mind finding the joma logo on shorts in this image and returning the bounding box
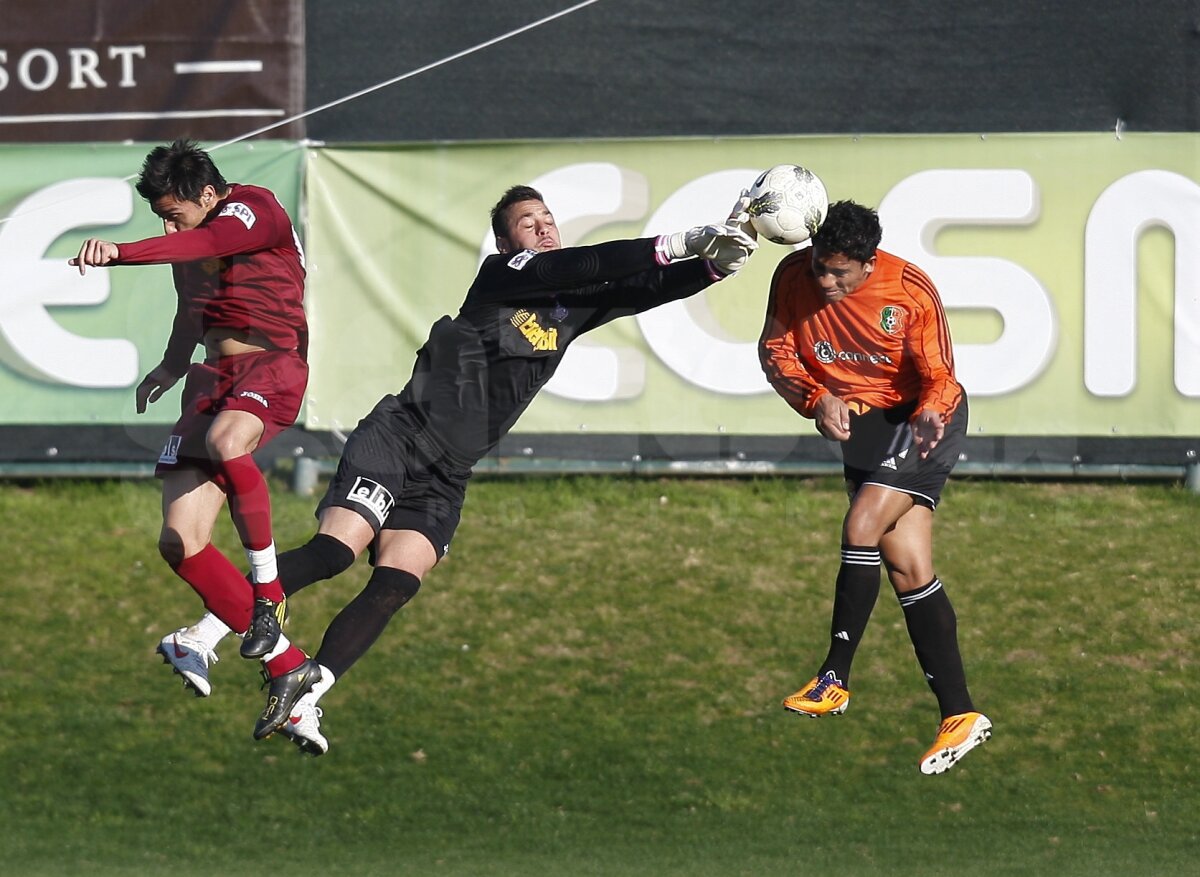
[239,391,269,408]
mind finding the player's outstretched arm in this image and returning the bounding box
[69,238,119,275]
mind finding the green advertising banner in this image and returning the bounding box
[303,135,1200,439]
[0,141,304,425]
[3,136,1197,442]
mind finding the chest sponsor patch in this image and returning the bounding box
[509,308,558,351]
[812,339,894,367]
[218,201,257,230]
[506,249,536,270]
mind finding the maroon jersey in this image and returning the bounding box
[115,183,307,374]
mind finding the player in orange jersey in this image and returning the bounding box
[758,200,990,775]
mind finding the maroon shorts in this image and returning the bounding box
[155,349,308,480]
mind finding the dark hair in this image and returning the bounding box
[490,185,545,239]
[134,138,228,204]
[811,200,882,263]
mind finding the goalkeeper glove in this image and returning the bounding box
[663,223,758,265]
[725,189,756,241]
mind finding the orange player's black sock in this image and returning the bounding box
[899,577,975,718]
[817,544,881,687]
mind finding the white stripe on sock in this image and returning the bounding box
[841,548,881,566]
[898,577,943,607]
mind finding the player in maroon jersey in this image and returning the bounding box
[71,140,318,732]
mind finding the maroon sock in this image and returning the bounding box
[174,544,253,633]
[265,645,306,677]
[218,454,274,550]
[254,579,286,602]
[217,454,283,601]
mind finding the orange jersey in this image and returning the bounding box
[758,247,963,422]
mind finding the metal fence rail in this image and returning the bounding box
[1,457,1195,494]
[288,456,1200,496]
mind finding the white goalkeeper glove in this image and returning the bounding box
[664,223,758,274]
[725,189,757,241]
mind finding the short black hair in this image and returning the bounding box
[134,138,228,204]
[811,200,882,263]
[490,185,545,239]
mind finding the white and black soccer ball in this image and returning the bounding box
[746,164,829,246]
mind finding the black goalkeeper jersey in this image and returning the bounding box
[395,237,718,468]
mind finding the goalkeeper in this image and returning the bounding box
[160,183,757,752]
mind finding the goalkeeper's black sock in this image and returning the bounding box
[817,545,881,687]
[900,577,975,718]
[313,566,421,679]
[276,533,357,597]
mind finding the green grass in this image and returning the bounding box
[2,476,1198,875]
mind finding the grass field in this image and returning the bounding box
[2,475,1198,876]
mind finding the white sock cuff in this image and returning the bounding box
[246,542,278,584]
[262,632,291,663]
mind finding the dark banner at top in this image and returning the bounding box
[0,0,304,143]
[303,0,1199,142]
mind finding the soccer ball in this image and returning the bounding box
[746,164,829,246]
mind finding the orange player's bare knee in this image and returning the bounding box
[842,513,889,547]
[888,569,925,594]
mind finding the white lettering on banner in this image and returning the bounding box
[481,162,651,402]
[880,169,1054,397]
[1084,170,1200,397]
[0,178,138,387]
[18,48,57,91]
[636,169,771,395]
[5,164,1194,399]
[0,45,145,92]
[68,49,104,89]
[477,165,1075,400]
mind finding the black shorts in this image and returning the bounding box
[842,397,968,510]
[317,396,470,561]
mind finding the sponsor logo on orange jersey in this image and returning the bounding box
[813,340,893,367]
